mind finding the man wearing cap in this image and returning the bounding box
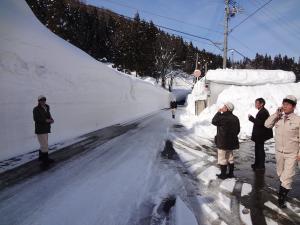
[212,102,240,179]
[248,98,273,170]
[33,95,54,165]
[265,95,300,208]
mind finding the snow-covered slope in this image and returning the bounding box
[0,0,170,161]
[206,69,296,85]
[181,82,300,140]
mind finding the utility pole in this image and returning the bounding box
[195,53,199,70]
[231,49,234,69]
[194,53,200,82]
[223,0,230,69]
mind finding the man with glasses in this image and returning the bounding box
[33,95,54,165]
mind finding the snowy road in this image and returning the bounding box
[0,110,186,225]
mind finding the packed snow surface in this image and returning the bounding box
[206,69,296,85]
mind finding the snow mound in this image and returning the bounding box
[186,78,208,114]
[181,82,300,141]
[0,0,170,161]
[206,69,296,85]
[142,76,158,85]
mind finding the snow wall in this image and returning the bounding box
[184,70,300,140]
[0,0,170,161]
[206,69,296,85]
[206,69,297,105]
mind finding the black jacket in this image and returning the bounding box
[249,107,273,142]
[33,104,53,134]
[170,101,177,109]
[212,111,240,150]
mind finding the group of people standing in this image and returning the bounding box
[212,95,300,208]
[32,94,299,207]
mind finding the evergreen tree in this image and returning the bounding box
[25,0,299,85]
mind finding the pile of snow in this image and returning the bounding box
[181,82,300,140]
[142,76,158,86]
[186,78,208,114]
[206,69,296,85]
[0,0,170,161]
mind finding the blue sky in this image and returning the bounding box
[86,0,300,61]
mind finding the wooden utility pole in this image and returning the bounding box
[223,0,230,69]
[195,53,199,70]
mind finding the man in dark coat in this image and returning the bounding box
[170,100,177,119]
[212,102,240,179]
[248,98,273,170]
[33,95,54,165]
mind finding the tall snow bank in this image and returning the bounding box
[0,0,170,161]
[206,69,296,85]
[181,83,300,140]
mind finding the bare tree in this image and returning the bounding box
[155,34,176,88]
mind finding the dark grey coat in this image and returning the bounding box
[33,104,53,134]
[212,111,240,150]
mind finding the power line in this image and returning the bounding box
[230,0,273,33]
[230,34,256,54]
[179,34,223,49]
[250,0,300,40]
[228,48,249,59]
[93,5,225,53]
[95,0,223,35]
[91,0,254,57]
[246,0,300,55]
[155,24,224,52]
[253,0,300,31]
[157,25,248,59]
[87,0,250,59]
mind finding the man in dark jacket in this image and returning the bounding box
[248,98,273,170]
[212,102,240,179]
[33,95,54,165]
[170,100,177,119]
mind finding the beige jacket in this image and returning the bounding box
[265,113,300,157]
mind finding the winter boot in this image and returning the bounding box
[278,186,289,208]
[41,152,54,165]
[217,165,227,180]
[38,150,43,161]
[227,163,235,178]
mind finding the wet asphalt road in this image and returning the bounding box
[235,141,300,199]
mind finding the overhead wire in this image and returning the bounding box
[230,0,273,32]
[251,0,300,40]
[96,0,223,35]
[90,0,252,58]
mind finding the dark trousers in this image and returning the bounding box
[254,141,265,168]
